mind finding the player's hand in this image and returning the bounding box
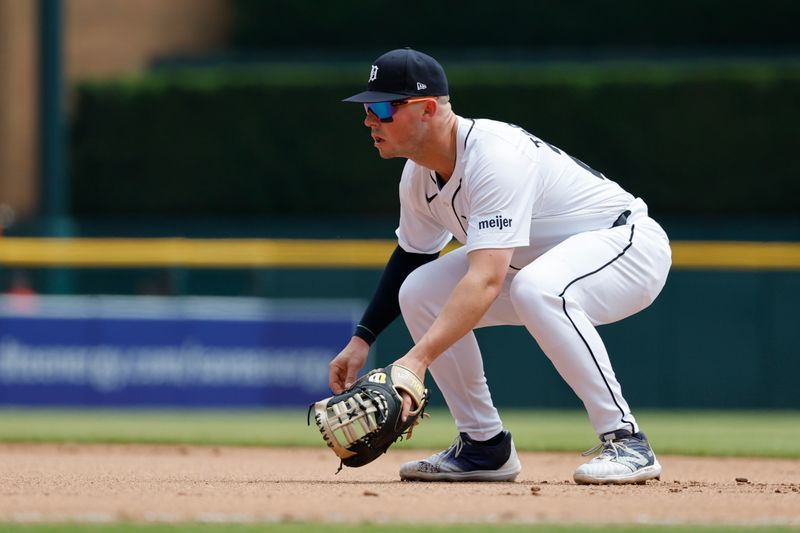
[399,392,415,423]
[392,355,428,422]
[329,337,370,394]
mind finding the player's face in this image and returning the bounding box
[363,99,431,159]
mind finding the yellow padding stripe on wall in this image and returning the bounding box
[0,238,799,270]
[670,241,800,270]
[0,238,397,268]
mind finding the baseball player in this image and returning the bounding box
[329,48,671,484]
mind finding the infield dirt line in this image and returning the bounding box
[1,444,799,525]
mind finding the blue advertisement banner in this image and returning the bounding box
[0,296,363,407]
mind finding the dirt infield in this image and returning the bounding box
[1,443,799,526]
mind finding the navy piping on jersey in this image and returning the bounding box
[424,173,438,210]
[451,178,467,235]
[558,224,637,435]
[424,119,475,240]
[464,118,476,150]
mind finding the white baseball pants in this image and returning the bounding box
[398,201,671,440]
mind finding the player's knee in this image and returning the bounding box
[509,268,561,313]
[398,268,426,315]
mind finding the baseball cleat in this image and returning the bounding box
[573,429,662,485]
[399,430,521,481]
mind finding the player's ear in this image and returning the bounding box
[420,99,438,121]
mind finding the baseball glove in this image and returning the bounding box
[309,363,429,472]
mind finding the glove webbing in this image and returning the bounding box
[327,390,388,446]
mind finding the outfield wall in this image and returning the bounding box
[1,238,798,409]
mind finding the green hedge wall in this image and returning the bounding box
[70,62,800,217]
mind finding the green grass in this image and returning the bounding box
[0,408,798,458]
[1,524,800,533]
[501,410,800,458]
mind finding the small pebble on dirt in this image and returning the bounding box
[530,486,541,495]
[363,491,379,497]
[735,477,749,483]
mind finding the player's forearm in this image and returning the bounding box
[406,270,502,367]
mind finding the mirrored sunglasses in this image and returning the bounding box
[364,97,436,123]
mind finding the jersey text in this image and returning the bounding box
[478,215,512,230]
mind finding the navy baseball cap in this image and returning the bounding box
[343,48,449,103]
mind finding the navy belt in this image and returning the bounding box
[611,210,632,228]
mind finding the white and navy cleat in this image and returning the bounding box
[400,430,522,482]
[574,429,662,485]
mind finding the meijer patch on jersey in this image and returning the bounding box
[478,215,513,231]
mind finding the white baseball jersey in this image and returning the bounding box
[394,114,672,442]
[397,116,635,266]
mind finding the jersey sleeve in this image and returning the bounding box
[396,163,452,254]
[464,147,536,253]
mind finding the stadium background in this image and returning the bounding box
[0,0,799,412]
